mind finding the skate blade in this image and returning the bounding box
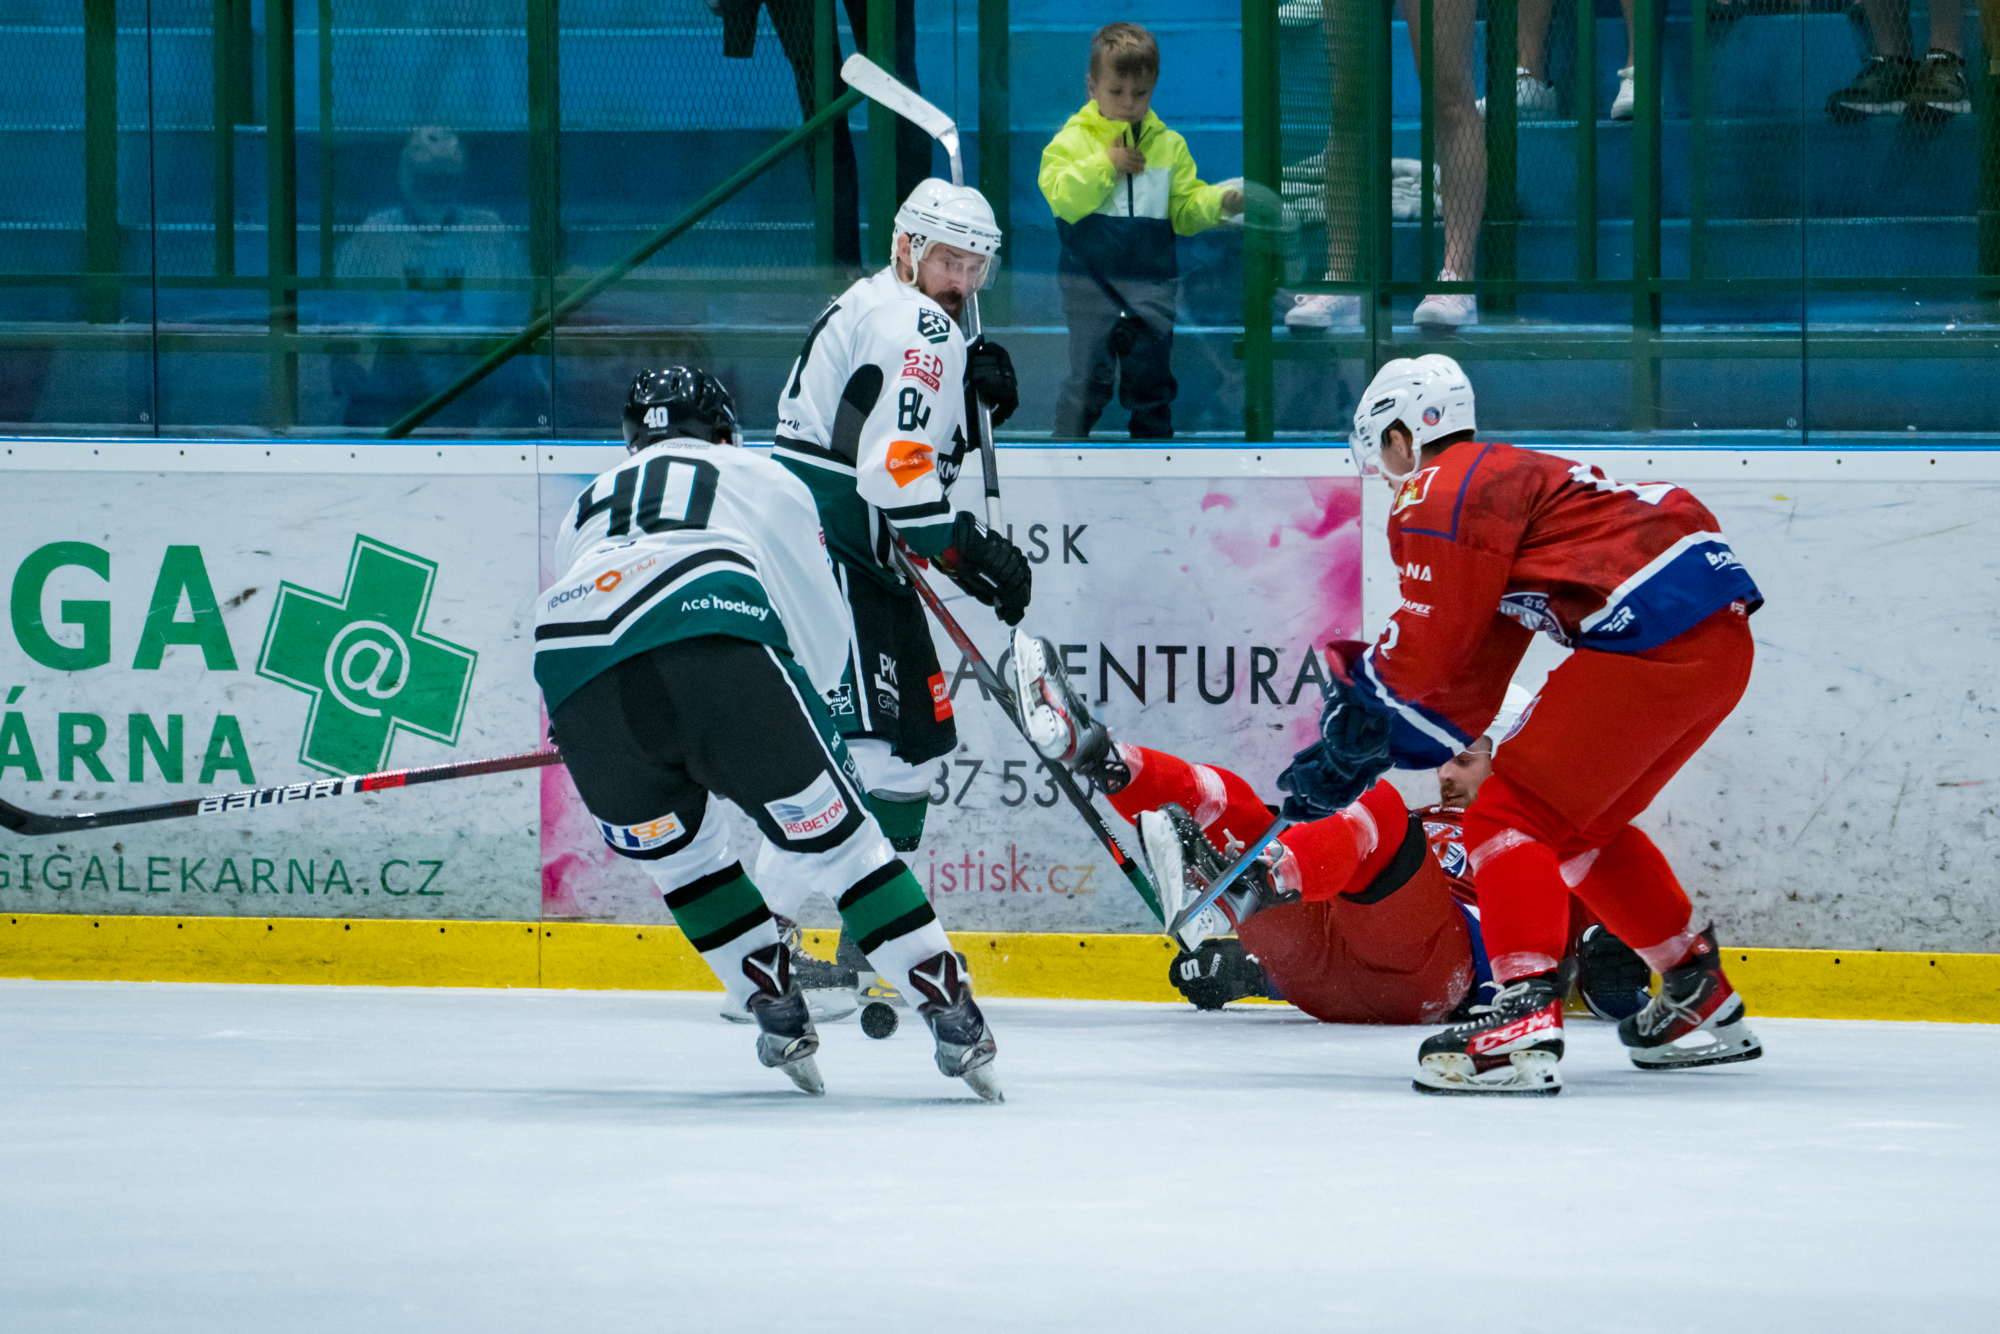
[1629,1021,1763,1070]
[778,1054,826,1096]
[804,989,859,1023]
[959,1061,1005,1103]
[1413,1050,1562,1097]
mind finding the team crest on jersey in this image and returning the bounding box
[1498,592,1573,646]
[823,683,855,717]
[917,309,951,344]
[1391,467,1438,515]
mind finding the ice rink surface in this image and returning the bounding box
[1,980,1993,1333]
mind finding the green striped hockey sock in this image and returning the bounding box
[661,862,780,1013]
[864,792,929,853]
[837,859,954,1000]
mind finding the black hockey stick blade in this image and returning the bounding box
[894,550,1164,921]
[0,747,564,837]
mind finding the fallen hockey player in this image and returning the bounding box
[535,366,1001,1101]
[1011,637,1652,1027]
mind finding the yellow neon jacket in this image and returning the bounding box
[1039,102,1231,285]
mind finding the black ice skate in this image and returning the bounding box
[1414,972,1565,1096]
[1140,804,1297,951]
[722,916,860,1025]
[743,943,825,1095]
[1576,923,1652,1021]
[905,950,1003,1102]
[1011,630,1128,793]
[1618,926,1763,1070]
[1170,937,1277,1010]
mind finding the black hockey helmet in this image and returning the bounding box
[622,366,741,450]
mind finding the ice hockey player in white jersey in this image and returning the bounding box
[773,180,1032,857]
[535,367,1002,1102]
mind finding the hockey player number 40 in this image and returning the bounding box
[575,456,721,537]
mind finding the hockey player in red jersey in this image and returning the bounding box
[1011,638,1656,1027]
[1277,353,1763,1095]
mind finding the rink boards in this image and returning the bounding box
[0,439,1997,1010]
[2,912,1999,1024]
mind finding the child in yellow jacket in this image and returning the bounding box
[1038,23,1243,439]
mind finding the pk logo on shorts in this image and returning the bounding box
[256,536,478,776]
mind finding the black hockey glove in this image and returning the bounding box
[1170,938,1275,1011]
[936,512,1032,626]
[964,336,1019,428]
[1274,676,1392,820]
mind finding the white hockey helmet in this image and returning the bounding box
[1482,682,1535,751]
[1350,354,1476,482]
[893,179,1003,290]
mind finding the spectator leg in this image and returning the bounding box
[1053,273,1120,438]
[774,0,862,265]
[1320,0,1369,285]
[1118,284,1178,440]
[1399,0,1485,278]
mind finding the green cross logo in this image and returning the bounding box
[256,536,477,777]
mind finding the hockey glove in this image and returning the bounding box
[1274,676,1392,820]
[1170,938,1275,1011]
[937,512,1032,625]
[964,336,1019,428]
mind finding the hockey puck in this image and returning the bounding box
[860,1001,899,1039]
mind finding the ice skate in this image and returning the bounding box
[1619,926,1763,1070]
[1011,630,1127,793]
[1575,923,1652,1022]
[905,950,1003,1102]
[722,917,859,1025]
[1141,804,1296,951]
[743,943,825,1095]
[1413,973,1564,1096]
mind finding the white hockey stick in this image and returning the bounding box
[840,52,962,183]
[840,53,1004,528]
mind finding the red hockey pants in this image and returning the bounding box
[1467,603,1755,981]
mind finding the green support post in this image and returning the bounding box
[1418,0,1435,284]
[1482,0,1517,314]
[978,0,1010,322]
[318,0,335,283]
[1981,49,2000,283]
[1372,0,1393,352]
[867,0,895,268]
[527,0,562,284]
[813,0,836,269]
[213,0,237,278]
[1629,0,1661,433]
[267,0,299,429]
[84,0,119,324]
[1689,0,1707,282]
[1241,0,1279,441]
[1574,0,1595,282]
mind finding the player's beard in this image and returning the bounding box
[923,282,965,320]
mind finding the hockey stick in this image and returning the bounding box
[1164,815,1292,949]
[0,747,563,837]
[841,53,1005,529]
[891,548,1164,921]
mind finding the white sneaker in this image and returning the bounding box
[1476,68,1560,119]
[1611,65,1635,121]
[1284,292,1361,330]
[1412,271,1477,328]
